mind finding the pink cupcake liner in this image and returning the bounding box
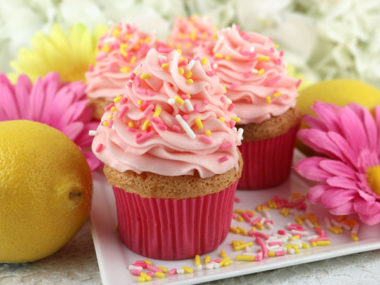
[112,180,238,260]
[238,124,299,190]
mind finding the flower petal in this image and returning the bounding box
[326,176,360,190]
[307,184,329,203]
[327,131,357,166]
[329,202,355,215]
[319,159,356,178]
[295,157,331,182]
[310,101,341,133]
[320,188,356,208]
[303,114,327,131]
[354,197,380,216]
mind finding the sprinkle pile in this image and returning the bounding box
[127,192,361,282]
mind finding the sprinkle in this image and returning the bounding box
[102,121,109,127]
[266,96,272,104]
[174,96,184,105]
[161,63,169,69]
[184,99,194,112]
[230,226,240,234]
[205,256,211,264]
[274,91,282,97]
[158,266,168,273]
[219,156,229,163]
[220,250,227,259]
[201,57,208,65]
[351,232,359,241]
[235,255,255,261]
[234,242,253,251]
[186,79,194,85]
[195,255,201,266]
[155,272,165,278]
[136,131,155,144]
[195,118,204,129]
[237,128,244,141]
[176,114,196,139]
[231,116,241,123]
[185,71,192,78]
[183,266,193,274]
[147,265,162,272]
[258,68,265,75]
[194,103,201,112]
[102,44,110,53]
[178,67,185,75]
[143,104,154,115]
[89,130,97,136]
[215,53,224,59]
[187,60,196,70]
[168,98,175,105]
[205,130,211,136]
[141,119,151,131]
[120,66,131,73]
[105,103,115,111]
[258,55,270,61]
[130,269,142,276]
[168,269,177,275]
[153,106,162,118]
[128,121,134,128]
[140,73,151,80]
[199,135,212,145]
[225,55,231,60]
[219,117,225,123]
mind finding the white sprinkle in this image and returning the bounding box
[176,114,196,139]
[177,268,185,274]
[341,223,351,230]
[212,63,218,69]
[104,37,116,43]
[267,245,280,251]
[324,217,332,228]
[265,223,274,230]
[291,229,309,235]
[158,55,167,60]
[251,68,258,74]
[205,263,214,270]
[89,130,97,136]
[237,128,244,141]
[261,217,266,224]
[304,235,319,241]
[186,60,196,70]
[213,263,220,269]
[184,99,194,112]
[304,219,314,229]
[196,265,203,271]
[168,98,175,105]
[289,239,302,247]
[262,209,271,219]
[288,248,296,255]
[226,97,232,104]
[128,265,142,271]
[331,220,343,228]
[352,223,360,234]
[249,46,255,53]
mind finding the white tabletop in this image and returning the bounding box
[1,221,380,285]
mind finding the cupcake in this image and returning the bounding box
[168,15,217,58]
[196,25,300,190]
[86,22,170,120]
[92,48,243,260]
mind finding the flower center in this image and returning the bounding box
[366,166,380,195]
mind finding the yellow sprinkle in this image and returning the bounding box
[130,56,136,64]
[178,67,185,75]
[213,33,218,39]
[316,241,331,246]
[286,244,300,254]
[251,227,256,232]
[258,55,270,61]
[195,118,203,129]
[102,121,109,127]
[290,235,301,240]
[185,71,192,78]
[215,53,224,59]
[268,251,276,257]
[158,266,168,273]
[114,95,122,103]
[351,232,359,242]
[185,93,191,98]
[234,209,244,214]
[155,272,165,278]
[180,57,188,63]
[140,73,151,80]
[205,255,211,264]
[258,68,265,75]
[232,117,241,123]
[223,85,227,93]
[161,63,170,69]
[274,91,282,97]
[125,34,132,39]
[219,117,225,123]
[144,259,152,265]
[120,66,131,73]
[112,28,120,37]
[183,266,193,274]
[230,226,240,234]
[108,115,113,120]
[236,227,248,236]
[220,250,227,259]
[246,210,256,215]
[195,255,201,266]
[295,217,304,225]
[256,222,264,231]
[234,242,253,251]
[235,255,255,261]
[220,257,232,267]
[205,129,211,136]
[274,44,279,49]
[144,37,151,43]
[302,242,310,249]
[329,226,343,234]
[137,276,145,283]
[142,119,151,131]
[140,272,151,281]
[236,215,243,222]
[153,106,162,118]
[110,106,116,112]
[186,42,192,48]
[176,49,182,54]
[232,240,244,246]
[137,100,143,106]
[266,96,272,104]
[186,79,194,85]
[225,55,231,60]
[201,57,208,65]
[174,96,184,105]
[128,121,134,128]
[102,44,110,53]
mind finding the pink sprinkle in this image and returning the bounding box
[120,97,128,104]
[248,231,255,237]
[182,114,189,120]
[143,104,154,115]
[232,213,238,219]
[235,25,241,31]
[241,212,251,223]
[230,83,238,89]
[146,271,153,278]
[278,230,287,235]
[275,250,286,256]
[228,104,235,111]
[251,217,262,226]
[146,89,154,96]
[105,103,115,111]
[296,79,302,88]
[127,81,133,87]
[130,269,141,276]
[254,253,263,262]
[266,76,281,87]
[157,124,168,131]
[168,269,177,275]
[180,94,188,100]
[203,100,209,105]
[206,70,216,76]
[137,43,150,57]
[245,212,254,218]
[151,117,161,124]
[109,120,114,128]
[311,237,329,242]
[243,35,250,41]
[134,261,147,268]
[134,76,141,87]
[287,224,305,231]
[96,53,107,61]
[264,220,274,224]
[136,131,155,144]
[141,100,149,109]
[128,127,136,132]
[130,73,136,80]
[211,259,222,263]
[157,46,172,53]
[136,88,146,95]
[256,237,268,257]
[229,121,235,128]
[280,50,284,57]
[221,141,232,149]
[95,144,103,153]
[315,228,327,237]
[147,265,162,273]
[172,125,181,132]
[268,241,282,247]
[118,105,129,118]
[220,96,226,103]
[111,42,120,50]
[243,72,250,78]
[218,156,229,163]
[275,58,282,65]
[270,47,275,53]
[88,64,94,72]
[194,104,201,112]
[252,232,270,240]
[234,197,241,203]
[199,135,213,145]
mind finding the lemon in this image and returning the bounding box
[0,120,92,262]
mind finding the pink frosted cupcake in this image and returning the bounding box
[92,48,243,259]
[196,25,301,190]
[86,22,170,119]
[168,15,217,58]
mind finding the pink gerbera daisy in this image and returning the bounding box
[0,72,101,171]
[295,101,380,225]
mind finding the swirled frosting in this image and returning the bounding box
[86,22,171,101]
[196,25,300,124]
[92,48,242,178]
[168,15,217,57]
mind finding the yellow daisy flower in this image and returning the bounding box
[10,23,108,83]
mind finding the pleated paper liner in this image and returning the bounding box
[238,125,299,190]
[112,180,238,260]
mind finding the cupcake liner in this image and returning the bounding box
[238,124,299,190]
[112,180,238,260]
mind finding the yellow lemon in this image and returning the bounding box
[0,120,92,262]
[296,79,380,154]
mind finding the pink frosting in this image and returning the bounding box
[196,26,299,124]
[86,22,170,101]
[168,16,217,58]
[92,49,242,178]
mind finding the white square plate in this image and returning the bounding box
[90,150,380,284]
